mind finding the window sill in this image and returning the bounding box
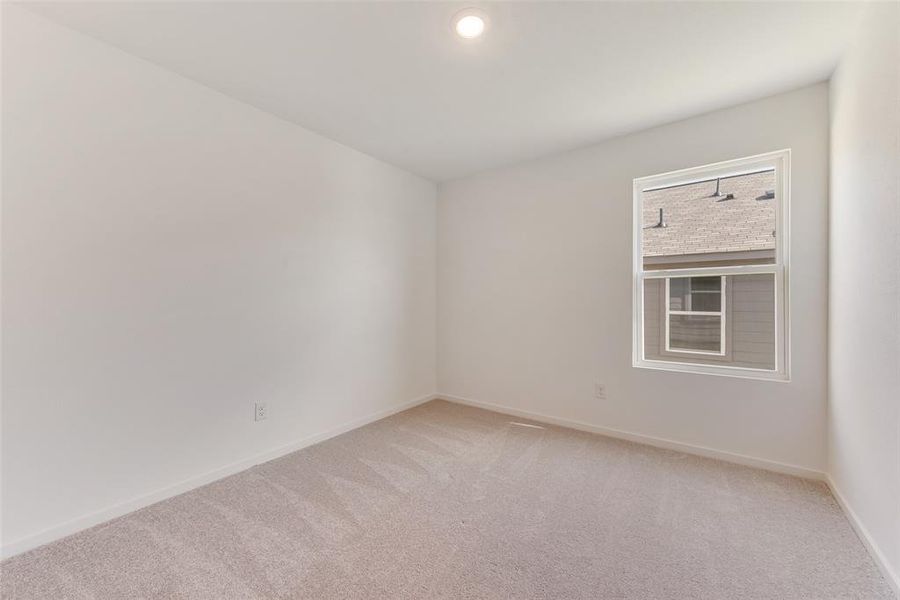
[633,358,790,382]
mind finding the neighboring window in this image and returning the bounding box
[666,276,725,354]
[632,150,790,381]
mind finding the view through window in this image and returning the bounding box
[633,151,789,380]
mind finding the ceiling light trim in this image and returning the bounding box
[452,7,488,40]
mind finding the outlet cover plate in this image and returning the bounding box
[254,402,268,421]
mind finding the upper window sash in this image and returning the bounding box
[633,149,790,275]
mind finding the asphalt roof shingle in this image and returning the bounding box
[641,170,776,258]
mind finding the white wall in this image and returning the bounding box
[438,84,829,474]
[1,6,436,554]
[828,1,900,592]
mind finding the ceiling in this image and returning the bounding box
[22,2,863,181]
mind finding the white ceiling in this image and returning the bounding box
[23,1,863,181]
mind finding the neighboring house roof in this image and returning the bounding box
[642,169,776,258]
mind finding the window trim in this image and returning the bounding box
[632,150,791,382]
[664,276,726,356]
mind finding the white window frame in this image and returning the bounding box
[632,150,791,382]
[665,275,726,355]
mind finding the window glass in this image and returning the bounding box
[669,276,721,312]
[642,170,776,271]
[669,315,721,353]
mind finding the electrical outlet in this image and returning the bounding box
[594,383,606,400]
[254,402,268,422]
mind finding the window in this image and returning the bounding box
[666,276,725,354]
[632,150,790,381]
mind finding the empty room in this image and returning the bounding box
[1,1,898,598]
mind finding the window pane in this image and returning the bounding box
[646,273,777,369]
[690,276,721,292]
[642,278,663,360]
[689,292,721,312]
[668,278,690,311]
[668,276,721,312]
[669,315,721,352]
[729,272,776,370]
[642,169,777,270]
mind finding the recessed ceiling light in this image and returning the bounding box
[452,8,487,40]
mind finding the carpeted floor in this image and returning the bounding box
[1,399,893,599]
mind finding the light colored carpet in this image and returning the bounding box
[1,399,893,599]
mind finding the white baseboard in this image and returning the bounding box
[826,476,900,598]
[1,393,438,560]
[439,393,826,480]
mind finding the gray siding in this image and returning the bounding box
[729,274,776,369]
[642,274,775,370]
[643,278,662,354]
